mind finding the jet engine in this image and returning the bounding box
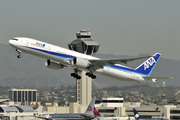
[72,57,90,68]
[45,60,63,70]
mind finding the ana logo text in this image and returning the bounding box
[144,57,156,70]
[36,42,45,47]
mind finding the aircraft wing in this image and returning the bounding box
[89,55,151,69]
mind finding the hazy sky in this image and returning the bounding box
[1,0,179,60]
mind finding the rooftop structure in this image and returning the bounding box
[68,30,99,55]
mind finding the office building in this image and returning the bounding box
[8,88,37,103]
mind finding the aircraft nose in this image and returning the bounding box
[9,38,18,45]
[9,39,13,45]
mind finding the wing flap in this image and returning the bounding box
[143,76,173,79]
[143,76,172,83]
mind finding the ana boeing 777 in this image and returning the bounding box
[9,37,172,82]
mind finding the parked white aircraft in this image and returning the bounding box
[9,37,172,82]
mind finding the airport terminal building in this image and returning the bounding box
[42,97,180,120]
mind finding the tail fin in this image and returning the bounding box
[85,96,96,115]
[35,106,43,113]
[135,53,161,76]
[80,96,96,119]
[93,107,102,117]
[133,108,144,119]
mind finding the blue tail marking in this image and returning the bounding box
[135,53,161,76]
[133,108,144,119]
[93,107,102,117]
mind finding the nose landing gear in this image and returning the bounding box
[16,49,21,58]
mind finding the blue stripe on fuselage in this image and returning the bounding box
[24,46,74,59]
[105,65,147,76]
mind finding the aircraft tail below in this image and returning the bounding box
[80,96,96,119]
[133,108,144,119]
[35,106,43,113]
[85,96,96,115]
[135,53,161,76]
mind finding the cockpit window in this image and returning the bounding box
[12,38,18,41]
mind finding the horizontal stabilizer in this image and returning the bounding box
[143,76,173,79]
[143,76,173,82]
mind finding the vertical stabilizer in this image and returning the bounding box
[135,53,161,76]
[81,96,96,119]
[85,96,96,115]
[133,108,144,119]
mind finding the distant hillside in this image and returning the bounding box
[0,44,179,87]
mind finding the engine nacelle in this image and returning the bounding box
[45,60,63,70]
[72,57,90,68]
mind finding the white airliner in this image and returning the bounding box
[9,37,172,82]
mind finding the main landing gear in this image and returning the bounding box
[70,70,96,79]
[85,72,96,79]
[71,73,81,79]
[70,69,81,79]
[16,49,21,58]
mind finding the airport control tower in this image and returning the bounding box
[68,30,99,105]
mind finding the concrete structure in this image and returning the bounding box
[8,89,37,104]
[77,71,92,105]
[68,30,99,105]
